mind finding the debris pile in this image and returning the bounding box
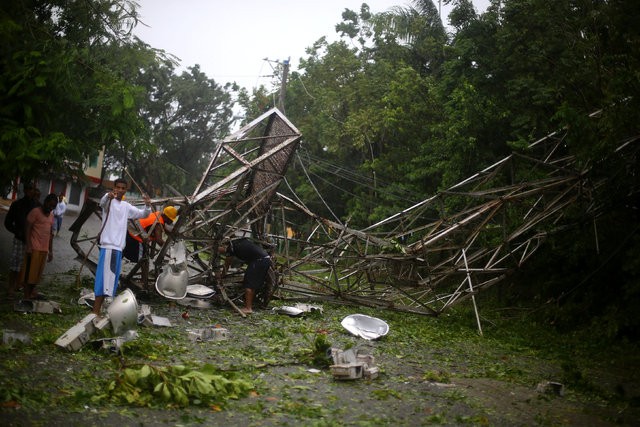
[536,380,565,396]
[329,347,379,380]
[56,289,147,351]
[187,326,230,343]
[3,330,31,346]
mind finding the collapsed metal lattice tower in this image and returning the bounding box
[70,108,637,319]
[274,130,593,316]
[271,115,637,318]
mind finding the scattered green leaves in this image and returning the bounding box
[96,363,253,409]
[423,370,451,383]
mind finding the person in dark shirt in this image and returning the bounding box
[219,237,271,314]
[4,182,37,299]
[32,188,41,206]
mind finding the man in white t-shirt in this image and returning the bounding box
[92,178,151,315]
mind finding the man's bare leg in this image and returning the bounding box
[93,296,105,315]
[242,288,255,314]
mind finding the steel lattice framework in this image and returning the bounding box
[70,108,638,320]
[274,129,596,317]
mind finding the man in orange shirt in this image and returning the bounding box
[20,193,58,300]
[123,206,178,262]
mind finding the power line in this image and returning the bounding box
[300,152,417,204]
[297,148,418,205]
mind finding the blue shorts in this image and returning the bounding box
[95,248,122,297]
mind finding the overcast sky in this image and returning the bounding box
[133,0,490,91]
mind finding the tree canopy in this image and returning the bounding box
[1,0,148,188]
[275,0,639,226]
[0,0,237,195]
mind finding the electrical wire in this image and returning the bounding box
[296,148,418,205]
[295,153,343,226]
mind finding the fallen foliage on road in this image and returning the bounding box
[1,270,639,426]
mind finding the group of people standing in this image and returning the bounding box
[2,178,161,314]
[90,178,271,316]
[5,178,272,317]
[4,182,67,301]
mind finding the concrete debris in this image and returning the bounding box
[137,304,172,327]
[536,380,565,396]
[187,326,230,342]
[14,299,62,314]
[77,288,94,307]
[55,313,99,351]
[149,315,173,327]
[3,329,31,346]
[93,315,111,331]
[328,347,379,380]
[92,330,139,355]
[57,291,170,352]
[272,303,323,317]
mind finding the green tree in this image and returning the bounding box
[281,4,450,225]
[120,64,236,196]
[438,0,640,181]
[240,0,640,337]
[440,0,640,337]
[0,0,155,190]
[377,0,448,76]
[236,85,274,124]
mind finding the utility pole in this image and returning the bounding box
[277,57,290,113]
